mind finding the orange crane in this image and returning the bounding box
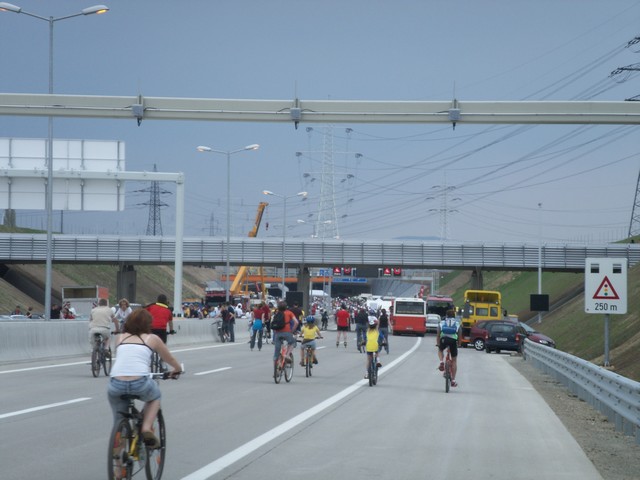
[229,202,268,298]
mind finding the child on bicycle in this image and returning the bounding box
[363,316,384,379]
[299,315,323,366]
[437,309,460,387]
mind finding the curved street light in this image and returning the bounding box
[263,190,307,298]
[0,2,109,320]
[197,144,259,302]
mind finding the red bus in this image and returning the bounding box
[426,294,455,319]
[390,297,427,336]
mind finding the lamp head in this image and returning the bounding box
[196,146,212,152]
[82,5,109,15]
[0,3,21,13]
[263,190,274,196]
[244,144,259,151]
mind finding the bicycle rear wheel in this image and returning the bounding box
[372,363,378,386]
[305,349,312,378]
[284,353,294,382]
[108,418,133,480]
[103,348,112,376]
[444,363,451,393]
[91,347,101,377]
[145,409,166,480]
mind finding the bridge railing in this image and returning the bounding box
[0,233,638,270]
[523,339,640,445]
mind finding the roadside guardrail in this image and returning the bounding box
[524,339,640,445]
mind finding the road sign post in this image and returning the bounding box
[584,258,628,367]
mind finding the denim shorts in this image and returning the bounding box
[107,376,161,419]
[300,339,317,349]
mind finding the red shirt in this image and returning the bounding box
[336,309,350,327]
[261,305,271,321]
[278,310,297,332]
[146,302,173,330]
[252,307,263,321]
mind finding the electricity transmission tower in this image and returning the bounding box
[610,42,640,237]
[315,126,340,239]
[629,169,640,238]
[137,164,170,236]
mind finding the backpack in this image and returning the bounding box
[441,318,458,335]
[270,311,285,330]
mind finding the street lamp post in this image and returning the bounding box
[197,144,259,302]
[263,190,308,299]
[0,3,109,320]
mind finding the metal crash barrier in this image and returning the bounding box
[524,338,640,445]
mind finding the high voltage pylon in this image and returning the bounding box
[315,125,340,239]
[136,164,170,236]
[629,168,640,238]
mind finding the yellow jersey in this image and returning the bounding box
[301,324,320,341]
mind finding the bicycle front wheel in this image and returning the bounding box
[284,353,294,382]
[145,409,166,480]
[274,359,282,384]
[91,348,101,377]
[108,418,133,480]
[103,348,112,376]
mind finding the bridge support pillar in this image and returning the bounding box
[471,267,483,290]
[117,264,137,303]
[297,265,311,313]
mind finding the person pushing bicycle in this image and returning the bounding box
[437,309,460,388]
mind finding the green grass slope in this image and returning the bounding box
[440,264,640,382]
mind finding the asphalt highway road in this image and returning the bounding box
[0,331,602,480]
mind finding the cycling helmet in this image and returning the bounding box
[368,317,377,326]
[305,315,316,324]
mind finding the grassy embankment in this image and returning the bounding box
[439,263,640,382]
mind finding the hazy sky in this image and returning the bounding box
[2,0,640,244]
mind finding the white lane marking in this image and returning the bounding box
[193,367,232,376]
[181,337,422,480]
[0,397,91,420]
[0,361,88,374]
[0,342,243,375]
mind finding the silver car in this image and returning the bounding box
[425,314,441,333]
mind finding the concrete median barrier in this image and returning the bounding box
[0,318,229,363]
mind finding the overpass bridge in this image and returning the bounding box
[1,233,638,311]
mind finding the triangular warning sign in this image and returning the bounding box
[593,276,620,300]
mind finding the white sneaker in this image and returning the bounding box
[364,372,369,379]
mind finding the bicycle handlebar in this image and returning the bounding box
[151,363,185,380]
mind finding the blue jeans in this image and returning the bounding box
[379,327,389,353]
[107,376,160,420]
[273,331,296,360]
[355,324,367,350]
[250,328,263,350]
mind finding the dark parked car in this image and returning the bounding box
[519,322,556,348]
[485,321,527,354]
[469,320,493,351]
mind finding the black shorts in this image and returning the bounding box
[439,336,458,358]
[337,325,349,332]
[152,328,168,344]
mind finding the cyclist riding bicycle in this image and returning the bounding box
[437,309,460,388]
[108,309,182,449]
[89,298,119,350]
[363,317,384,379]
[299,315,323,366]
[272,302,298,364]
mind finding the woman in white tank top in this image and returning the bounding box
[107,309,181,448]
